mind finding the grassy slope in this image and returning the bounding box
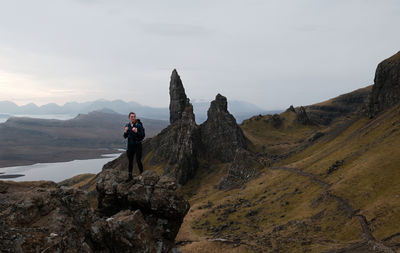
[177,106,400,252]
[281,105,400,241]
[241,110,319,155]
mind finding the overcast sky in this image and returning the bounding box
[0,0,399,110]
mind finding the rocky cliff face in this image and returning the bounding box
[367,51,400,117]
[200,94,247,162]
[0,169,189,253]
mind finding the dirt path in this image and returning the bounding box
[267,165,396,253]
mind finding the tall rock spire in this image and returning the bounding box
[200,94,247,162]
[169,69,188,124]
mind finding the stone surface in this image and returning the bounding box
[0,169,190,253]
[90,209,158,253]
[367,51,400,117]
[0,181,92,253]
[169,69,188,124]
[148,101,200,185]
[96,169,190,251]
[200,94,247,162]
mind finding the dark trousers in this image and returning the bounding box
[127,143,143,176]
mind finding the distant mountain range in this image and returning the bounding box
[0,99,281,123]
[0,111,168,168]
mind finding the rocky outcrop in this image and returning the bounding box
[90,209,158,252]
[148,99,200,185]
[169,69,188,124]
[367,51,400,117]
[164,101,200,184]
[0,169,189,253]
[144,71,249,184]
[296,106,312,125]
[106,70,250,185]
[200,94,247,162]
[270,114,282,128]
[0,181,93,253]
[218,149,263,190]
[140,70,201,185]
[96,169,190,252]
[286,105,296,113]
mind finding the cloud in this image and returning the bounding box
[0,1,399,109]
[140,22,213,37]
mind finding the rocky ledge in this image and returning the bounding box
[0,169,190,253]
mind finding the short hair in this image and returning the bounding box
[128,112,136,118]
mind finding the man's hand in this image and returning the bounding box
[124,126,129,132]
[133,127,138,133]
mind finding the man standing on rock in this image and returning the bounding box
[123,112,145,180]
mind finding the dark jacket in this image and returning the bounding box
[123,120,145,145]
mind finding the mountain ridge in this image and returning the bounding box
[0,98,277,123]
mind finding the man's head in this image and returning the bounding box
[128,112,136,123]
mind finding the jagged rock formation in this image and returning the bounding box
[141,70,201,185]
[0,181,93,252]
[286,105,296,113]
[367,51,400,117]
[218,148,263,190]
[165,101,200,184]
[296,106,312,125]
[200,94,247,162]
[0,169,189,253]
[169,69,188,124]
[144,71,248,185]
[96,169,190,252]
[148,99,200,185]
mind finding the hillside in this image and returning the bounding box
[172,102,399,252]
[173,53,400,252]
[62,84,400,252]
